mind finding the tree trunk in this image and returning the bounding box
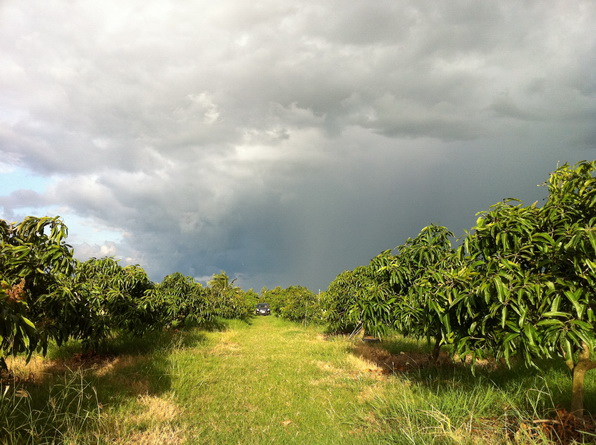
[571,363,588,414]
[431,337,441,363]
[570,342,596,415]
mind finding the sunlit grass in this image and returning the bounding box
[166,317,386,444]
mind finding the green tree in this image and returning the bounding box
[68,258,154,351]
[456,161,596,413]
[260,286,286,316]
[376,225,461,361]
[0,216,76,368]
[325,265,393,337]
[145,272,210,328]
[207,271,252,319]
[273,286,322,324]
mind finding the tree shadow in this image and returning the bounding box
[45,327,208,360]
[200,318,231,331]
[349,338,596,415]
[1,327,210,443]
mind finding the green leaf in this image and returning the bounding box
[20,316,35,329]
[571,320,593,331]
[564,289,584,318]
[494,277,508,302]
[523,324,537,346]
[542,311,569,318]
[536,319,564,327]
[501,305,507,329]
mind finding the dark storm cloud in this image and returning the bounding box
[1,0,595,290]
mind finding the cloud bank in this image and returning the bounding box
[1,0,595,289]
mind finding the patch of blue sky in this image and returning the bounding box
[0,165,53,194]
[0,165,123,246]
[61,213,124,246]
[1,209,123,246]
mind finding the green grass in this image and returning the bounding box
[1,318,595,444]
[167,317,385,444]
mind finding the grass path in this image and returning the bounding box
[168,317,384,444]
[8,317,594,444]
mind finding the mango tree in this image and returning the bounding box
[325,268,365,334]
[207,271,252,319]
[455,161,596,414]
[0,216,78,369]
[269,286,322,324]
[324,265,393,338]
[376,225,463,361]
[68,257,154,351]
[145,272,211,328]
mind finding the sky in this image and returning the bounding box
[1,1,595,291]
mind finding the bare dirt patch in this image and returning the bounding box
[352,343,439,373]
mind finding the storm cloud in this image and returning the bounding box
[1,0,595,290]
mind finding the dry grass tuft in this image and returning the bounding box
[346,353,385,373]
[353,343,445,373]
[93,355,145,377]
[118,423,187,445]
[3,355,60,383]
[357,383,386,403]
[210,340,241,356]
[4,353,153,398]
[209,330,242,356]
[313,360,343,374]
[110,394,186,445]
[310,354,390,388]
[135,394,181,423]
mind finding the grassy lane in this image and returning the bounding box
[5,318,594,443]
[169,317,383,444]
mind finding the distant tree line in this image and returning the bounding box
[0,217,257,371]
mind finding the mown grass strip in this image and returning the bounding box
[168,317,387,444]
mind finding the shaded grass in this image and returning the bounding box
[0,369,102,444]
[1,328,205,444]
[351,334,596,444]
[377,333,596,413]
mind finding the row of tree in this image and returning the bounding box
[260,285,324,324]
[0,217,257,371]
[324,161,596,413]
